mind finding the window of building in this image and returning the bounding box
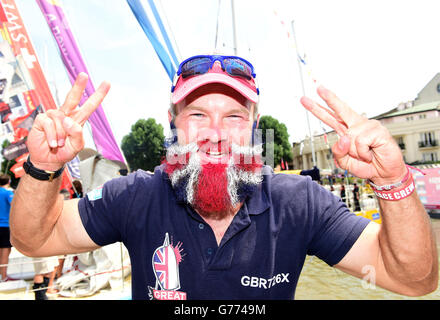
[396,136,405,149]
[419,114,427,119]
[422,152,438,162]
[419,131,437,147]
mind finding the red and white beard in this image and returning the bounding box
[163,142,263,218]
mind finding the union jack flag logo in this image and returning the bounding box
[153,246,170,289]
[152,233,181,291]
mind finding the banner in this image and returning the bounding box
[0,2,8,23]
[0,0,72,190]
[10,105,41,141]
[0,0,56,111]
[10,161,24,177]
[36,0,125,163]
[1,138,27,160]
[127,0,177,81]
[146,0,179,68]
[0,40,33,120]
[413,167,440,209]
[0,121,13,141]
[9,151,27,178]
[66,155,80,179]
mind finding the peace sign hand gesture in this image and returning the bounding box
[27,73,111,171]
[300,86,407,186]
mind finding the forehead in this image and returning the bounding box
[175,83,253,114]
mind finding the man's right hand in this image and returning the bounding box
[27,72,111,171]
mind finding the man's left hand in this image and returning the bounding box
[300,86,407,186]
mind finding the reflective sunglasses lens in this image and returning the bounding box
[180,57,212,78]
[223,58,253,80]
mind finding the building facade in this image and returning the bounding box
[292,73,440,172]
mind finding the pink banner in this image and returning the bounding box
[413,167,440,209]
[36,0,124,163]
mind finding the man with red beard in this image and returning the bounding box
[9,55,438,300]
[163,140,264,218]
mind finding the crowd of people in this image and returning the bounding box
[0,175,83,300]
[336,183,361,212]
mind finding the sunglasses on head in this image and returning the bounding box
[176,55,257,80]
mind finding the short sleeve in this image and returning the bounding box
[305,178,370,266]
[78,173,139,246]
[7,191,13,204]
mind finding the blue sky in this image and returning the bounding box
[13,0,440,152]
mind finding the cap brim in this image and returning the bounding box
[171,72,259,105]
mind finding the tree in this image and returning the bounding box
[1,140,19,189]
[257,115,293,168]
[121,118,165,172]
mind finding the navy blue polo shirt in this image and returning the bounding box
[78,165,370,300]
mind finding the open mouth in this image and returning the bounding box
[202,150,230,162]
[198,145,232,163]
[205,151,224,158]
[197,141,231,160]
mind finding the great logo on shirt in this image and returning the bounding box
[148,233,187,300]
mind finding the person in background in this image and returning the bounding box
[0,174,13,282]
[340,184,346,204]
[32,190,70,299]
[353,183,361,211]
[71,180,83,198]
[32,257,59,300]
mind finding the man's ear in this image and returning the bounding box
[164,118,178,148]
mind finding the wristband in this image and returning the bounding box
[23,157,65,182]
[371,174,415,201]
[367,167,411,191]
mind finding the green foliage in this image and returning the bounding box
[258,115,293,167]
[121,118,165,172]
[1,140,19,189]
[409,160,440,166]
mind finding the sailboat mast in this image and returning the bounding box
[231,0,238,55]
[291,20,316,168]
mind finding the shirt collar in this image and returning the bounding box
[243,166,271,216]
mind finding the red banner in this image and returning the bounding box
[10,152,27,178]
[0,2,8,23]
[0,0,56,111]
[0,0,71,191]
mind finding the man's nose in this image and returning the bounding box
[205,118,227,144]
[194,115,227,146]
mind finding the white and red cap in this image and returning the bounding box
[171,61,259,105]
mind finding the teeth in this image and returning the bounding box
[208,151,221,156]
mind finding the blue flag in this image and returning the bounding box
[127,0,176,81]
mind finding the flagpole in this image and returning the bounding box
[291,20,316,168]
[231,0,238,55]
[214,0,222,51]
